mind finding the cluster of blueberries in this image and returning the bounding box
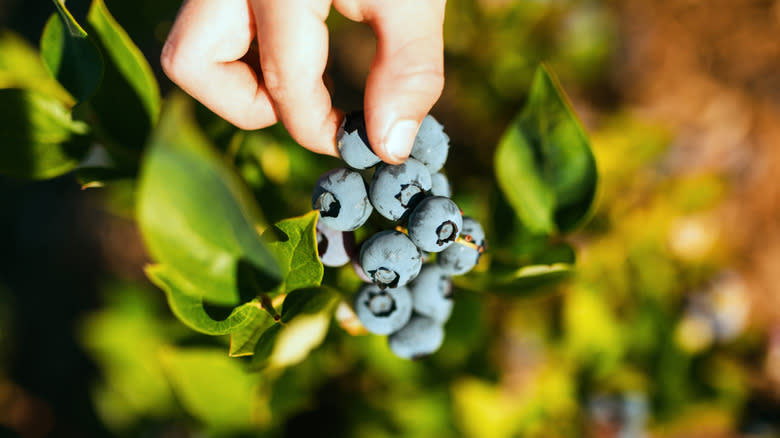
[312,112,486,359]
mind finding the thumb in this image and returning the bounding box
[358,0,446,164]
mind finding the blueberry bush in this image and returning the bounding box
[3,0,774,436]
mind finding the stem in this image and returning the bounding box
[260,294,281,321]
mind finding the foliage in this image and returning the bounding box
[0,0,768,437]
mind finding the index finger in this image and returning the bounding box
[251,0,342,156]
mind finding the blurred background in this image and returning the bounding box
[1,0,780,436]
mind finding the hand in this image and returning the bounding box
[160,0,446,164]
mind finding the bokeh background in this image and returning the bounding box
[1,0,780,436]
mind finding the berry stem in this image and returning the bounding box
[455,236,483,252]
[260,294,281,321]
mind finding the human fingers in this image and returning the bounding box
[334,0,446,164]
[161,0,278,130]
[250,0,342,157]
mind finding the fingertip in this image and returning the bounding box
[381,118,420,164]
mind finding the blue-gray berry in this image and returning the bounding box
[337,111,381,169]
[369,158,432,221]
[360,230,422,288]
[353,284,412,335]
[409,264,453,323]
[410,115,449,173]
[354,283,413,335]
[430,172,451,197]
[436,243,479,275]
[460,216,486,250]
[312,168,373,231]
[408,196,462,253]
[388,314,445,359]
[316,220,355,267]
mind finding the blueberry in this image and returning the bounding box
[436,217,487,275]
[360,230,422,288]
[409,264,453,323]
[408,196,462,253]
[430,172,451,198]
[436,242,479,276]
[312,168,372,231]
[410,115,449,173]
[388,314,445,359]
[460,216,486,251]
[337,111,381,169]
[353,283,413,335]
[316,220,356,267]
[369,158,432,221]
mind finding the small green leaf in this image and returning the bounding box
[251,287,339,369]
[261,211,324,296]
[454,263,573,297]
[280,287,340,322]
[0,30,73,104]
[87,0,160,122]
[138,94,281,306]
[229,309,276,357]
[0,88,89,179]
[160,347,267,432]
[495,125,556,233]
[495,64,597,234]
[40,10,103,104]
[86,0,160,152]
[146,265,261,335]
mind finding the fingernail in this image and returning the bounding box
[384,119,419,162]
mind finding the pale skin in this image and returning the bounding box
[161,0,446,164]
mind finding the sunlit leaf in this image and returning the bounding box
[454,263,573,296]
[0,88,89,179]
[40,7,103,104]
[138,94,281,306]
[86,0,160,153]
[0,30,72,104]
[160,347,268,432]
[261,211,324,296]
[495,64,597,234]
[80,283,175,424]
[146,265,262,335]
[229,309,276,357]
[250,287,339,369]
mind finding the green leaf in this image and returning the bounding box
[146,265,262,335]
[40,9,103,104]
[0,88,90,179]
[138,94,281,306]
[80,283,176,422]
[0,30,73,104]
[495,64,597,234]
[87,0,160,123]
[229,309,276,357]
[251,287,339,370]
[85,0,160,153]
[261,211,324,296]
[160,347,267,432]
[454,263,573,297]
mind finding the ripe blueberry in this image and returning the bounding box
[360,230,422,288]
[337,111,381,169]
[430,172,451,198]
[410,115,450,173]
[354,283,413,335]
[408,196,462,253]
[436,217,485,276]
[409,264,453,323]
[369,158,432,221]
[312,168,372,231]
[388,314,445,359]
